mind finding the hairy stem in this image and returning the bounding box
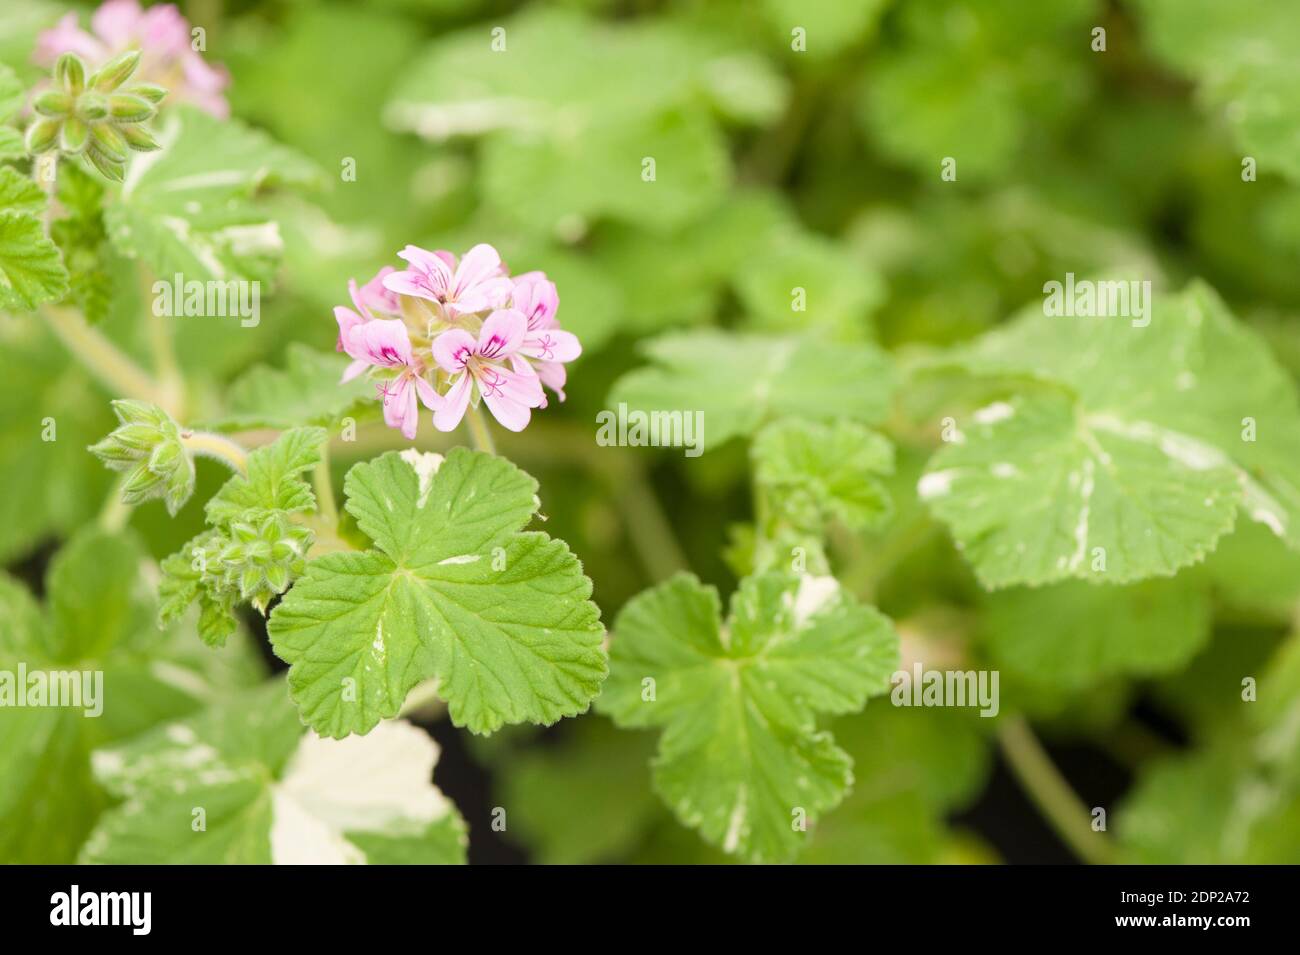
[465,405,497,455]
[98,474,132,533]
[998,716,1115,865]
[181,430,249,476]
[312,446,338,528]
[44,306,171,411]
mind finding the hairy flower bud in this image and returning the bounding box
[90,49,141,91]
[24,118,60,154]
[54,52,85,93]
[26,50,165,179]
[216,511,313,613]
[89,400,196,516]
[33,90,73,117]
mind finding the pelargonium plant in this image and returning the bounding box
[3,0,1300,875]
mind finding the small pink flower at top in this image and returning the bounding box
[35,0,229,117]
[430,310,544,432]
[384,243,513,320]
[336,317,438,440]
[509,271,581,404]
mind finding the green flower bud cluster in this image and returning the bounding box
[216,511,314,613]
[89,400,195,516]
[26,51,166,181]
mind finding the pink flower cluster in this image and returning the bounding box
[35,0,229,117]
[335,244,581,439]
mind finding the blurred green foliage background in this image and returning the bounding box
[3,0,1300,864]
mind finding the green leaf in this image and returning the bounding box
[269,448,607,737]
[600,571,899,863]
[0,166,46,216]
[753,418,894,532]
[217,344,374,431]
[856,0,1095,180]
[49,162,127,326]
[592,191,791,333]
[1118,737,1300,864]
[81,682,466,864]
[610,332,895,449]
[479,104,730,234]
[105,106,321,284]
[0,209,69,310]
[158,529,241,648]
[920,281,1300,587]
[0,529,263,863]
[205,426,326,525]
[389,8,743,233]
[801,705,991,864]
[1132,0,1300,183]
[0,127,23,161]
[759,0,888,59]
[733,228,884,335]
[0,61,23,122]
[982,577,1212,690]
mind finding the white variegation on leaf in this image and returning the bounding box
[81,683,465,864]
[920,281,1300,587]
[105,106,321,284]
[600,571,899,863]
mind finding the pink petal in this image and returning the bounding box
[34,14,106,65]
[355,266,400,315]
[523,328,581,364]
[394,245,454,299]
[537,361,568,401]
[135,3,191,55]
[476,309,527,360]
[433,373,472,432]
[414,375,441,411]
[346,318,413,369]
[91,0,143,49]
[342,285,374,324]
[334,305,367,349]
[181,53,229,96]
[431,327,476,374]
[512,274,559,329]
[341,359,368,383]
[481,391,532,432]
[381,270,438,302]
[380,376,419,440]
[453,243,505,297]
[447,276,513,317]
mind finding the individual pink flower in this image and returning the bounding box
[430,310,544,432]
[35,0,230,117]
[509,271,581,403]
[336,318,438,440]
[383,243,513,320]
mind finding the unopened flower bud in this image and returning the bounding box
[33,90,73,117]
[107,93,153,122]
[89,400,196,516]
[91,50,141,92]
[54,53,86,93]
[24,118,59,154]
